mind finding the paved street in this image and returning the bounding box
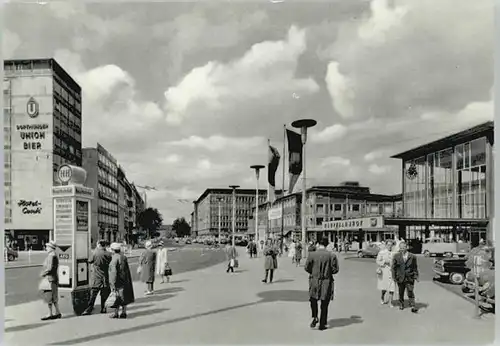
[5,249,494,345]
[5,244,225,306]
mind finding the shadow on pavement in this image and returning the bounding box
[5,322,52,333]
[125,303,154,311]
[257,290,308,302]
[169,279,189,284]
[271,279,295,284]
[126,308,170,320]
[328,315,363,328]
[134,287,184,305]
[390,300,430,310]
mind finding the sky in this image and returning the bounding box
[3,0,494,224]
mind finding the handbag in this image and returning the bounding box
[164,264,172,276]
[233,259,239,268]
[105,291,122,309]
[38,277,52,291]
[376,267,383,275]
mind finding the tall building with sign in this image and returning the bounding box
[3,59,82,249]
[83,143,119,245]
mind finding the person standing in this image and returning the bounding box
[226,243,238,273]
[83,240,112,315]
[262,239,277,283]
[376,240,396,307]
[108,243,135,319]
[295,241,303,267]
[305,237,339,330]
[289,240,297,264]
[392,242,419,313]
[139,240,157,295]
[39,241,62,321]
[155,241,169,284]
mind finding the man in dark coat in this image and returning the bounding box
[83,240,112,315]
[392,242,419,313]
[305,237,339,330]
[109,242,135,319]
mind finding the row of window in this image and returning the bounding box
[54,78,81,111]
[98,184,118,202]
[98,152,117,175]
[54,112,82,144]
[98,167,118,189]
[99,199,118,212]
[98,214,118,225]
[209,195,266,204]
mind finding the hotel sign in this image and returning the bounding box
[322,216,384,231]
[268,207,282,220]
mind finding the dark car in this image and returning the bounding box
[357,244,380,258]
[5,247,18,261]
[433,258,470,285]
[185,239,192,245]
[235,239,248,247]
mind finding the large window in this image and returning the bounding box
[433,148,453,218]
[404,156,426,217]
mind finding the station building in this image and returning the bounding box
[387,121,494,247]
[3,58,82,250]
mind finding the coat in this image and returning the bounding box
[41,251,59,284]
[155,248,168,275]
[288,242,296,258]
[109,253,135,305]
[264,245,278,270]
[294,244,303,261]
[376,249,395,292]
[226,245,237,260]
[392,251,419,283]
[305,248,339,300]
[88,248,112,288]
[139,249,157,283]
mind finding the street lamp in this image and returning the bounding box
[250,165,265,247]
[217,197,223,246]
[291,118,317,259]
[229,185,240,247]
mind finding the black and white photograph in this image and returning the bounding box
[2,0,496,344]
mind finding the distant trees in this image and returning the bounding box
[172,217,191,237]
[137,208,163,239]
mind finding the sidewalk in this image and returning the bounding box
[4,250,495,345]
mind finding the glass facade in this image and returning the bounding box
[404,136,489,219]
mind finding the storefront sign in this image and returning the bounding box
[268,207,282,220]
[76,201,89,232]
[54,198,74,246]
[17,199,42,215]
[322,216,384,231]
[16,123,49,150]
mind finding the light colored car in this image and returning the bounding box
[357,243,381,258]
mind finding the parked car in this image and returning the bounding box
[357,243,380,258]
[433,258,470,285]
[5,247,18,261]
[185,239,192,245]
[235,239,248,247]
[422,238,470,258]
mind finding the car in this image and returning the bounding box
[433,258,469,285]
[185,239,192,245]
[357,244,380,258]
[5,247,18,261]
[236,239,248,247]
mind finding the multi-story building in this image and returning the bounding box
[251,182,402,245]
[132,184,145,226]
[193,188,267,236]
[117,166,134,242]
[3,58,82,249]
[83,143,119,245]
[388,121,494,247]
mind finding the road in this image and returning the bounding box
[5,244,227,307]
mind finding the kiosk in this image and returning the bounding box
[52,165,94,315]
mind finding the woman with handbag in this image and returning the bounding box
[108,243,135,319]
[155,241,170,283]
[39,241,62,321]
[225,243,238,273]
[376,240,396,307]
[139,240,157,295]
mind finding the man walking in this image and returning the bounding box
[82,240,112,315]
[392,242,419,313]
[305,237,339,330]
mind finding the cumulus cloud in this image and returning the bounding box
[2,30,21,59]
[312,123,348,143]
[321,156,351,168]
[368,164,391,175]
[169,135,264,152]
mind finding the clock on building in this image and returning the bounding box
[406,162,418,180]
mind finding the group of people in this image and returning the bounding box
[38,239,172,321]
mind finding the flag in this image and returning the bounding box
[286,129,302,193]
[268,145,281,202]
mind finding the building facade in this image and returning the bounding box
[83,143,119,245]
[388,121,494,247]
[4,58,82,250]
[117,166,134,242]
[251,182,403,244]
[193,188,267,236]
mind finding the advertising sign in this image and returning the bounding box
[322,216,384,231]
[76,200,89,232]
[54,198,74,246]
[268,207,282,220]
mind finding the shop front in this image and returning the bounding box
[5,229,50,250]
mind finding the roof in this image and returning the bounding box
[194,188,268,204]
[391,121,494,160]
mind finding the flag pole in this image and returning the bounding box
[280,124,286,253]
[267,138,271,240]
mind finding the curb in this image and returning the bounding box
[5,255,141,270]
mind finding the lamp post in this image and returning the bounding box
[217,197,223,246]
[291,118,317,258]
[229,185,240,247]
[250,165,265,246]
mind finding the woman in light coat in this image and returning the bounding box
[155,241,169,283]
[139,240,157,295]
[376,240,396,307]
[288,240,297,263]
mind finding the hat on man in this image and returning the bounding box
[145,240,153,249]
[46,241,57,250]
[110,243,121,251]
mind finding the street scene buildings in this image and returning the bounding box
[2,1,495,345]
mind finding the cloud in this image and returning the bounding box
[368,164,391,175]
[311,123,348,143]
[357,0,408,45]
[320,156,351,168]
[169,135,264,152]
[2,30,21,59]
[364,149,390,162]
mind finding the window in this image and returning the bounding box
[334,204,342,211]
[352,204,360,212]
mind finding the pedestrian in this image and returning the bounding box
[376,240,396,307]
[247,240,256,258]
[226,243,238,273]
[305,237,339,331]
[83,240,112,315]
[289,240,297,263]
[39,241,62,321]
[138,240,157,295]
[108,242,135,319]
[308,241,316,253]
[155,241,169,284]
[392,242,419,313]
[295,241,303,266]
[262,239,278,283]
[326,240,335,253]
